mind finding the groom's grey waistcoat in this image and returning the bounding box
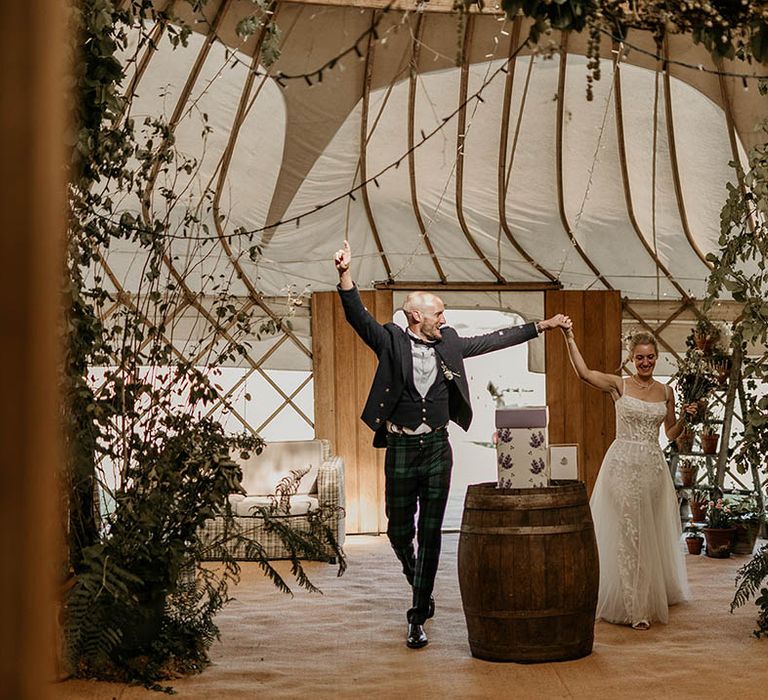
[338,285,538,448]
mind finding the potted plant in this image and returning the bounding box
[701,411,720,455]
[677,458,697,487]
[689,489,709,523]
[691,317,721,353]
[709,348,732,389]
[730,496,764,555]
[684,523,704,556]
[703,498,736,558]
[675,426,696,454]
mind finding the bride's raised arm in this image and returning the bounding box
[562,328,622,398]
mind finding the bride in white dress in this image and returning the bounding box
[562,327,694,630]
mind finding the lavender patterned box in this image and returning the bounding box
[495,407,549,488]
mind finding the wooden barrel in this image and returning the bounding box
[458,481,599,663]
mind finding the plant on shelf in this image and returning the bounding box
[703,498,736,559]
[677,458,698,488]
[689,489,709,523]
[700,408,720,455]
[674,424,697,455]
[684,522,704,556]
[730,495,765,556]
[691,317,722,353]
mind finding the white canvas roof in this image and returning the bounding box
[96,0,767,370]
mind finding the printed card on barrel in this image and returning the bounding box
[495,406,549,488]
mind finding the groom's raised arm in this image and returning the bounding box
[334,240,388,353]
[457,314,571,358]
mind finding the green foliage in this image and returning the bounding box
[705,120,768,478]
[64,0,344,688]
[455,1,768,99]
[731,544,768,638]
[705,121,768,637]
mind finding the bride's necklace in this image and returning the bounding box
[630,374,654,390]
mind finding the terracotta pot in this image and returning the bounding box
[685,537,704,556]
[676,432,695,454]
[701,433,719,455]
[702,527,736,558]
[679,466,697,487]
[733,522,760,555]
[690,501,708,522]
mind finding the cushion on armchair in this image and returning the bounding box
[229,494,319,516]
[239,439,324,496]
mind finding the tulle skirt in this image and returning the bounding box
[590,439,690,625]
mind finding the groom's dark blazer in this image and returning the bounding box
[338,285,539,447]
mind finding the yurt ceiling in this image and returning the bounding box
[101,0,768,372]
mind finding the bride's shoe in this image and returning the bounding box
[631,620,650,630]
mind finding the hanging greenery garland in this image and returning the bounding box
[451,0,768,98]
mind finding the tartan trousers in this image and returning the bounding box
[384,428,452,625]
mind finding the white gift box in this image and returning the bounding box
[495,407,549,488]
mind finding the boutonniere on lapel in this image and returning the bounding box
[440,361,461,381]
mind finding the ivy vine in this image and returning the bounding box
[64,0,341,688]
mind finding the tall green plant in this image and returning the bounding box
[705,120,768,636]
[64,0,343,687]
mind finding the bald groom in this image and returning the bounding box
[333,240,569,649]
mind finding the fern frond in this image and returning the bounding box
[731,544,768,612]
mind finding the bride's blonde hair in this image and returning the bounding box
[626,331,658,355]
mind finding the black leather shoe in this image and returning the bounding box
[406,623,428,649]
[426,596,435,620]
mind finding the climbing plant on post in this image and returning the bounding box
[706,119,768,638]
[63,0,343,687]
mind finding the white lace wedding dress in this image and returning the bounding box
[590,388,690,626]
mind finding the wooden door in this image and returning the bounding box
[545,290,622,495]
[312,289,393,534]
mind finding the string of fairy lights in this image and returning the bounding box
[102,5,767,245]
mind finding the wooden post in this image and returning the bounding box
[715,344,742,488]
[312,289,392,534]
[0,0,66,696]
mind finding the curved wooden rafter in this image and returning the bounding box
[141,0,234,212]
[407,13,447,283]
[555,33,612,290]
[208,46,311,359]
[497,17,558,283]
[662,40,713,270]
[358,13,393,280]
[455,15,506,283]
[612,48,691,301]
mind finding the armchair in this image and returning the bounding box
[200,438,345,562]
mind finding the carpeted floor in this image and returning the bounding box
[54,534,767,699]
